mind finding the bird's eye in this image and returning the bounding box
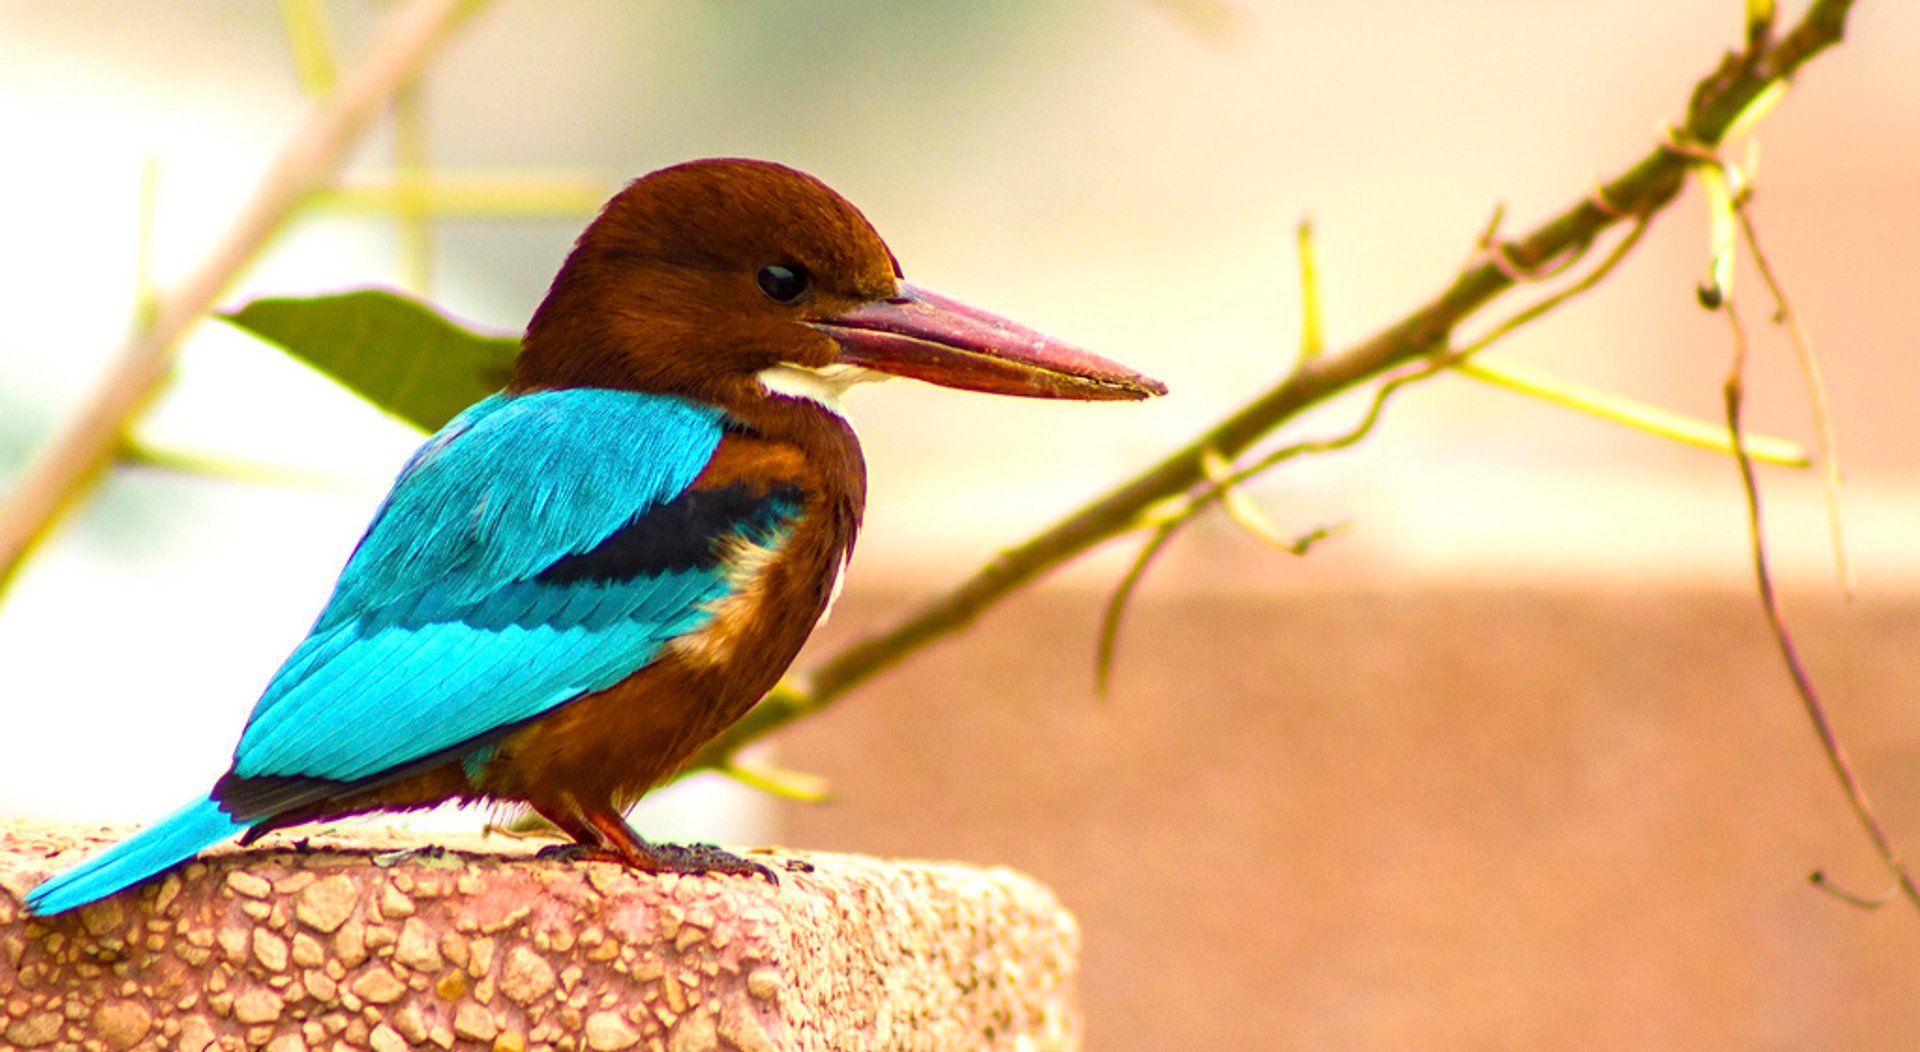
[756,264,810,304]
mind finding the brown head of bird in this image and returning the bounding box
[512,157,1168,413]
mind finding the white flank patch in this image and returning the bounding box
[672,535,787,670]
[756,363,888,415]
[816,550,852,631]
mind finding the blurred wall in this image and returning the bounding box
[785,587,1920,1050]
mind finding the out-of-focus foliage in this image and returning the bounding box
[221,290,518,433]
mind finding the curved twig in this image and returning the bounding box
[1737,204,1853,594]
[1720,288,1920,912]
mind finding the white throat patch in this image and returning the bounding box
[756,363,888,415]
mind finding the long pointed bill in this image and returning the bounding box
[810,282,1167,401]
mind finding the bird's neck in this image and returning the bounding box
[722,390,868,528]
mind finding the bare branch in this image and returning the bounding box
[687,0,1859,773]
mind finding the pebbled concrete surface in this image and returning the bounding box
[0,824,1079,1052]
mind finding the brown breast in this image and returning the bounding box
[481,395,867,809]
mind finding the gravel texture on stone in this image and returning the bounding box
[0,822,1080,1052]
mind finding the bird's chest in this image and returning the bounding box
[661,411,864,701]
[482,409,864,801]
[486,493,855,803]
[667,499,850,693]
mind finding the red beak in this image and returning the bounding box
[811,282,1167,401]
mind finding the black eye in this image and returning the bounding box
[757,264,810,304]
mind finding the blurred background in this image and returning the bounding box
[4,1,1920,1047]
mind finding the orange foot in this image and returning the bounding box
[533,798,779,883]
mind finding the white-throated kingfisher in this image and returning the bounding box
[28,158,1164,915]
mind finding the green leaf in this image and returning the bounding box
[220,288,519,433]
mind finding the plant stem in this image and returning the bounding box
[689,0,1857,770]
[0,0,487,595]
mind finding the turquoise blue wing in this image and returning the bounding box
[31,388,792,914]
[219,388,784,806]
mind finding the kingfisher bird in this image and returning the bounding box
[27,158,1164,915]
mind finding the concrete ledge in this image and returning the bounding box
[0,823,1080,1052]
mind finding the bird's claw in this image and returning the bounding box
[534,842,610,863]
[650,841,780,885]
[537,839,778,884]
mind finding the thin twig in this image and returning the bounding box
[1809,870,1895,909]
[1092,327,1502,692]
[1736,202,1853,594]
[1241,213,1651,494]
[133,156,162,332]
[1451,217,1651,359]
[1095,518,1183,698]
[277,0,339,97]
[120,440,374,494]
[1201,448,1346,556]
[304,173,610,217]
[686,0,1857,773]
[717,760,833,804]
[1296,218,1324,360]
[1094,498,1341,697]
[1452,356,1809,467]
[1107,212,1650,700]
[0,0,486,595]
[394,82,435,296]
[1721,295,1920,913]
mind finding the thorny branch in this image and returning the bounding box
[689,0,1857,772]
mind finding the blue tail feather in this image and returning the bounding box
[27,795,249,916]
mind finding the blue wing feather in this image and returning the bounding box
[315,391,721,628]
[27,796,249,916]
[27,389,789,916]
[230,389,740,786]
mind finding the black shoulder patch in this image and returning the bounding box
[536,482,804,584]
